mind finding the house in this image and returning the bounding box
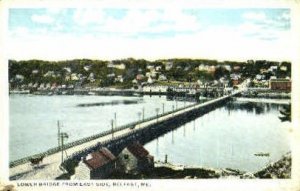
[84,65,91,71]
[268,66,278,72]
[107,61,114,68]
[115,75,124,83]
[269,79,291,91]
[88,73,95,82]
[260,68,268,74]
[114,63,126,70]
[158,74,167,81]
[280,66,287,71]
[63,67,72,73]
[132,79,138,84]
[107,73,116,78]
[72,148,117,180]
[147,76,154,84]
[32,70,39,74]
[118,142,154,174]
[233,66,241,71]
[198,64,208,71]
[155,66,162,71]
[223,65,231,71]
[165,61,173,71]
[256,74,263,80]
[15,74,24,81]
[208,66,216,73]
[232,79,240,86]
[44,71,56,78]
[136,74,145,81]
[71,73,79,81]
[146,65,155,70]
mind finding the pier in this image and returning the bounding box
[9,90,242,180]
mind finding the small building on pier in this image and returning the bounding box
[269,78,291,92]
[118,142,154,174]
[72,147,116,179]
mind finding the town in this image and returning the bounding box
[9,58,291,98]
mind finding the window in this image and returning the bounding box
[124,154,129,159]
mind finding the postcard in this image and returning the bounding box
[1,0,300,191]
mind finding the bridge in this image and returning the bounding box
[9,90,243,180]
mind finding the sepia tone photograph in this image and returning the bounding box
[1,0,300,190]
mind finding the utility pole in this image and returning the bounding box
[172,105,175,116]
[155,108,160,123]
[60,132,68,163]
[137,112,142,128]
[57,120,60,147]
[142,107,145,121]
[111,119,114,139]
[114,112,117,129]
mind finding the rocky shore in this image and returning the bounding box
[254,152,291,179]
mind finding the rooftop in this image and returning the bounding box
[126,142,149,159]
[84,148,116,170]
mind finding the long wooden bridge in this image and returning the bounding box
[9,90,242,180]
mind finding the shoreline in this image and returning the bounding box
[108,152,291,179]
[236,97,291,105]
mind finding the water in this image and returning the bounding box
[144,101,290,172]
[9,94,191,161]
[9,95,290,172]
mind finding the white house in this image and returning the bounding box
[164,61,173,71]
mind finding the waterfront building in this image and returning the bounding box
[118,142,154,174]
[269,79,291,92]
[72,148,116,179]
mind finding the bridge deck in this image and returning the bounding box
[9,91,241,180]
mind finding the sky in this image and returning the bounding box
[7,8,292,61]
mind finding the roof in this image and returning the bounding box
[126,142,149,159]
[84,148,116,170]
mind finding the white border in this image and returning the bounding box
[1,0,300,191]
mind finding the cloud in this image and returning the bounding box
[73,8,106,26]
[242,12,266,20]
[31,14,55,24]
[71,9,200,35]
[7,8,292,61]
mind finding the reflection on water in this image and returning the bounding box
[225,101,280,115]
[144,100,290,172]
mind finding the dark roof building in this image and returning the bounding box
[72,147,116,180]
[118,142,154,174]
[269,78,291,92]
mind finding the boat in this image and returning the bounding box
[88,91,96,95]
[254,152,270,157]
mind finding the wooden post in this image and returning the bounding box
[57,120,60,147]
[165,154,168,163]
[162,103,165,114]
